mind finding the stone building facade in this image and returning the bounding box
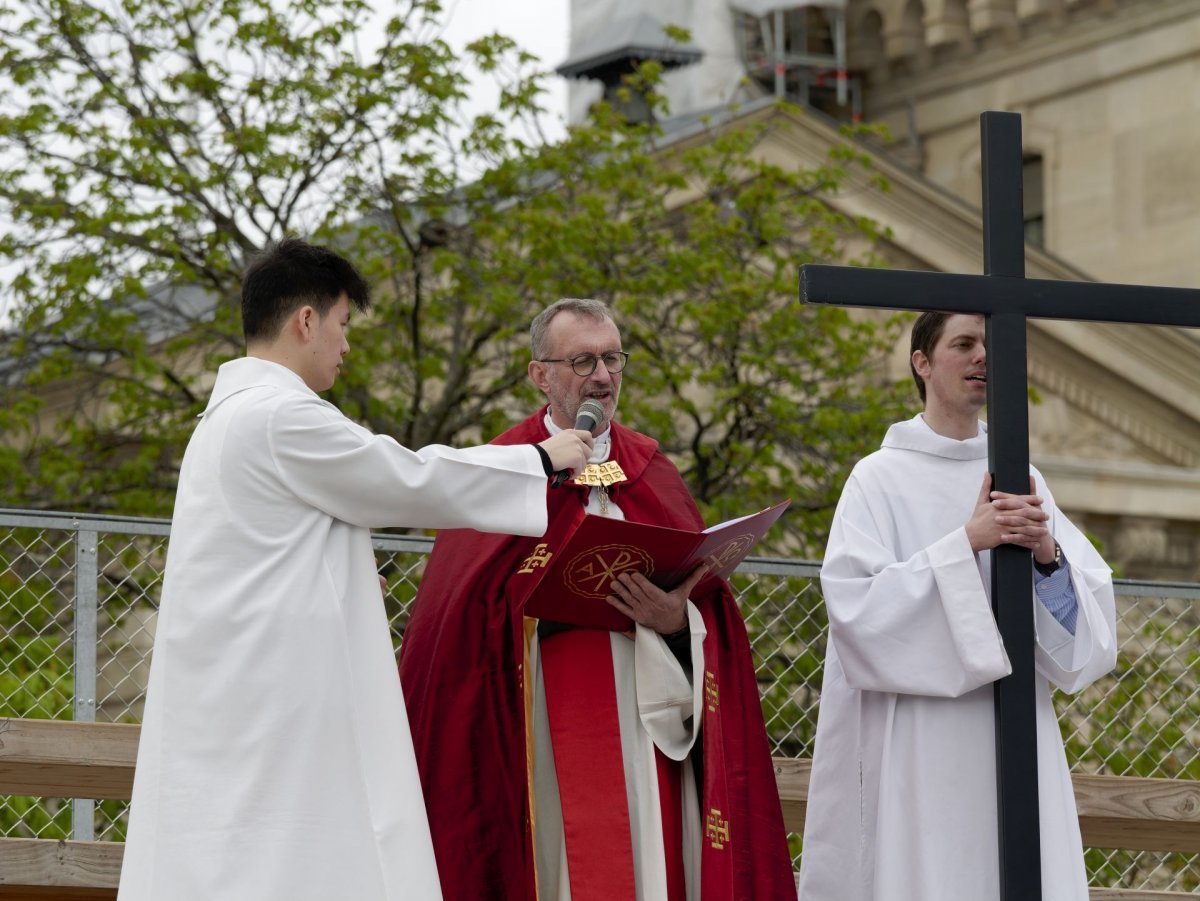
[561,0,1200,579]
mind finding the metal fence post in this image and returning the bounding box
[72,526,98,842]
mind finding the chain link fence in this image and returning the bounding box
[2,509,1198,890]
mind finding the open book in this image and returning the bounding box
[522,500,789,631]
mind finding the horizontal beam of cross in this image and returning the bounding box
[801,266,1200,328]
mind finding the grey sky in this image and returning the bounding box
[438,0,571,142]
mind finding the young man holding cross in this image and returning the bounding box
[799,312,1117,901]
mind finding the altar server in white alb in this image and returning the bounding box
[799,312,1117,901]
[117,238,592,901]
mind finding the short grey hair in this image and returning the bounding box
[530,298,618,359]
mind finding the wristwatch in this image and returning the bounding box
[1034,540,1062,577]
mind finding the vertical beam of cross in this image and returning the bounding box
[981,111,1042,901]
[800,108,1200,900]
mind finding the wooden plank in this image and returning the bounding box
[0,728,1198,890]
[0,723,1196,853]
[772,757,1200,853]
[0,720,138,801]
[0,839,1189,901]
[0,837,1186,901]
[0,839,121,896]
[1074,773,1200,852]
[0,752,1194,899]
[0,887,116,900]
[774,755,809,834]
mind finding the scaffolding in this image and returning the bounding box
[733,0,861,120]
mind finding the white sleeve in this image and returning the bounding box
[1030,478,1118,694]
[634,601,707,761]
[266,395,549,535]
[821,475,1011,698]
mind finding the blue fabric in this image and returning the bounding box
[1034,555,1078,634]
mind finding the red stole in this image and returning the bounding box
[539,627,688,901]
[539,629,636,899]
[656,750,687,901]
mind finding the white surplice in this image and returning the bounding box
[530,417,707,901]
[798,415,1116,901]
[118,358,550,901]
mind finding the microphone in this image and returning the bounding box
[551,399,606,488]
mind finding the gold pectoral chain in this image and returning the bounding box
[516,463,627,575]
[573,461,627,487]
[573,461,626,516]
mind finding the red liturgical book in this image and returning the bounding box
[521,500,790,631]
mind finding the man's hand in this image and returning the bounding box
[538,429,594,478]
[965,474,1053,555]
[606,564,709,635]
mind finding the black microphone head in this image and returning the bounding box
[574,399,606,434]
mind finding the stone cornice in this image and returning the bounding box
[1028,353,1200,470]
[867,0,1200,127]
[1033,321,1200,427]
[1033,454,1200,521]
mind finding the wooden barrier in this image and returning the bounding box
[0,720,136,801]
[2,719,1199,899]
[772,757,1200,854]
[0,838,121,900]
[0,719,133,899]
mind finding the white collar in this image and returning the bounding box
[881,413,988,461]
[202,357,318,418]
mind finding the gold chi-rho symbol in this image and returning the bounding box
[706,809,730,850]
[565,543,652,597]
[704,533,755,573]
[517,543,553,575]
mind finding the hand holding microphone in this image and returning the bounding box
[537,429,594,487]
[543,400,605,488]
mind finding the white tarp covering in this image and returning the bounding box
[729,0,846,14]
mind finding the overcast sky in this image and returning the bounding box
[0,1,576,323]
[436,0,572,142]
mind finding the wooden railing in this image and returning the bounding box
[2,719,1199,900]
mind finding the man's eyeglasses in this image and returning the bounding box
[537,351,629,377]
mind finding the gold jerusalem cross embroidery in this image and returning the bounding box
[572,461,627,487]
[704,671,719,712]
[706,809,730,850]
[517,543,553,574]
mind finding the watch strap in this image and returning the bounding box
[1034,540,1062,577]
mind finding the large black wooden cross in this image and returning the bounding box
[801,111,1200,900]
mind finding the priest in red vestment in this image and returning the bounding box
[399,298,794,900]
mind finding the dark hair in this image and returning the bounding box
[909,311,953,403]
[241,238,371,342]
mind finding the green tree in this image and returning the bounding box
[0,0,908,552]
[0,0,488,511]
